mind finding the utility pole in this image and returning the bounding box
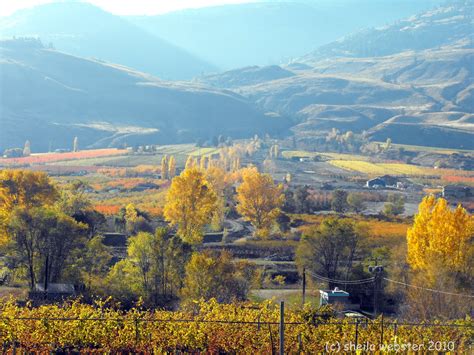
[302,267,306,308]
[369,265,384,317]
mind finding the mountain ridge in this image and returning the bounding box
[127,0,442,69]
[196,1,473,148]
[0,2,215,80]
[0,38,289,152]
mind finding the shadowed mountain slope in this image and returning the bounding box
[301,0,473,62]
[194,1,473,148]
[0,39,288,152]
[0,2,215,79]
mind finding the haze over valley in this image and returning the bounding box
[0,2,473,351]
[1,0,472,151]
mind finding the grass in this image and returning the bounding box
[238,239,299,249]
[0,286,27,300]
[329,160,474,179]
[49,155,128,166]
[188,147,220,157]
[375,142,474,155]
[282,150,369,161]
[296,214,409,238]
[329,160,391,175]
[250,289,320,309]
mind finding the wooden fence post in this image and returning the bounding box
[279,301,285,355]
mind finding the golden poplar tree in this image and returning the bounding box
[168,155,176,179]
[200,155,208,170]
[407,196,473,275]
[0,170,58,244]
[163,167,217,244]
[236,167,284,238]
[161,155,168,180]
[185,156,195,170]
[231,156,241,172]
[205,166,228,231]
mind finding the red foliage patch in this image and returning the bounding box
[0,149,127,166]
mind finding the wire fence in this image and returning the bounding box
[0,315,472,327]
[1,313,472,353]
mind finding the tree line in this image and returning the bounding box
[0,167,472,317]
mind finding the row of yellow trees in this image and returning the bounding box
[163,166,284,243]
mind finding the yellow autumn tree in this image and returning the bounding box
[236,167,284,238]
[200,156,208,171]
[205,166,229,231]
[0,170,58,245]
[407,196,473,276]
[231,156,241,172]
[185,156,195,170]
[125,203,139,223]
[168,156,176,179]
[163,167,217,244]
[161,155,168,180]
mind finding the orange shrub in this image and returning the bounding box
[94,204,121,215]
[441,175,474,186]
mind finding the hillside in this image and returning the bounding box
[0,39,288,152]
[128,0,442,69]
[1,1,472,150]
[196,65,295,89]
[0,2,214,79]
[196,1,473,149]
[301,0,473,62]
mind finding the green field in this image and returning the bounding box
[374,142,474,155]
[250,288,320,310]
[282,150,370,161]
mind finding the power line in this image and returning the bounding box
[309,272,375,284]
[308,271,375,285]
[383,278,474,299]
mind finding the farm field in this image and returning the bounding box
[0,149,128,166]
[374,142,474,155]
[51,145,220,167]
[1,145,221,169]
[91,190,167,216]
[0,144,225,217]
[48,155,130,167]
[329,160,474,179]
[93,183,167,216]
[282,150,370,161]
[296,214,410,238]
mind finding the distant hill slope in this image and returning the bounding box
[196,65,296,89]
[0,2,214,80]
[301,0,473,62]
[0,39,288,152]
[128,0,442,69]
[197,1,473,149]
[240,46,474,148]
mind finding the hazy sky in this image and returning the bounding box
[0,0,257,16]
